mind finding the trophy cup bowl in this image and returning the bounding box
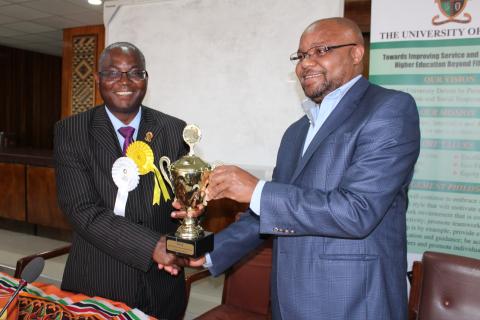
[159,124,214,258]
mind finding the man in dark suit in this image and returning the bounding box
[171,18,421,319]
[54,42,188,319]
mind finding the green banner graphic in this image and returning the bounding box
[370,1,480,258]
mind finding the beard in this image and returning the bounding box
[303,75,343,103]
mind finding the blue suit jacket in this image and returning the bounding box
[209,77,420,320]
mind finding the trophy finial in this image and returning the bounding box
[183,124,201,156]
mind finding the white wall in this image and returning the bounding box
[104,0,344,177]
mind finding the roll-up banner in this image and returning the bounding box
[370,0,480,259]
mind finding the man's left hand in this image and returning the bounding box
[170,199,205,219]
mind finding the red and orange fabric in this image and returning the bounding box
[0,272,155,319]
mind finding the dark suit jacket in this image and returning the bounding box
[209,77,421,320]
[54,105,188,319]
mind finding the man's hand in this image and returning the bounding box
[152,236,187,276]
[170,199,205,219]
[206,165,258,203]
[160,256,207,274]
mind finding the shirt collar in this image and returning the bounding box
[105,105,142,136]
[301,75,362,126]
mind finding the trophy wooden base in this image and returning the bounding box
[166,231,214,258]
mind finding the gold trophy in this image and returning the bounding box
[159,124,214,258]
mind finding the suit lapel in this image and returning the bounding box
[296,118,310,158]
[289,77,370,183]
[91,106,122,159]
[134,107,168,212]
[137,107,165,153]
[282,118,310,182]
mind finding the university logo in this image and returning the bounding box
[432,0,472,25]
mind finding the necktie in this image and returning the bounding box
[118,126,135,155]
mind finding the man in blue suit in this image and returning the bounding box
[173,17,420,319]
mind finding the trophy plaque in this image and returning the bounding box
[159,124,214,258]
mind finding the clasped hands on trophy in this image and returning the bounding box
[153,124,258,275]
[158,165,259,275]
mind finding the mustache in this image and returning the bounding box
[299,68,326,80]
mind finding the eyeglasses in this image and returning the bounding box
[289,43,357,64]
[98,70,148,82]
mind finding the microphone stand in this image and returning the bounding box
[0,257,44,317]
[0,279,27,318]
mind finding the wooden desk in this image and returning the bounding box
[0,148,70,230]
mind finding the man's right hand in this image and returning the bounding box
[205,165,258,203]
[160,256,207,275]
[153,236,188,276]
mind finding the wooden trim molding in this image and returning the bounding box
[61,25,105,119]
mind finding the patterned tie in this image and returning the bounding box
[118,126,135,155]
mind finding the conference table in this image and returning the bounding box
[0,272,154,319]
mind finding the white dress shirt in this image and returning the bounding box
[249,75,361,215]
[105,105,142,147]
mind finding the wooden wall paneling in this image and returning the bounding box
[61,25,105,119]
[345,0,372,79]
[345,0,372,33]
[28,54,62,149]
[0,46,26,148]
[0,45,61,149]
[0,163,26,221]
[26,166,70,230]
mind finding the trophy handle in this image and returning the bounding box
[159,156,174,191]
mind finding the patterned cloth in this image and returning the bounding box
[0,272,155,319]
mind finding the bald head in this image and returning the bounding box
[99,42,146,71]
[295,17,365,103]
[304,17,364,47]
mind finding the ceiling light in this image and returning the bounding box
[88,0,102,5]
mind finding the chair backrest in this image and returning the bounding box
[409,251,480,320]
[222,238,273,316]
[14,245,71,278]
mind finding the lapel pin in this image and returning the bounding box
[145,131,153,142]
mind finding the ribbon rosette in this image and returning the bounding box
[112,157,140,216]
[126,141,171,205]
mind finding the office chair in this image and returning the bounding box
[186,239,272,319]
[407,251,480,320]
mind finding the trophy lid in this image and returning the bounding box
[171,155,211,173]
[183,124,201,156]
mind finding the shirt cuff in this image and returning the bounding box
[249,180,266,216]
[203,252,213,268]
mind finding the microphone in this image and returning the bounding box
[0,257,45,318]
